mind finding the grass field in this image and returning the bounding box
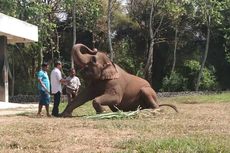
[0,92,230,153]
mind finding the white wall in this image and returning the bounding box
[0,13,38,44]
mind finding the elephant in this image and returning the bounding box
[60,43,178,117]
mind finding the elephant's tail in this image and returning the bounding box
[159,104,178,113]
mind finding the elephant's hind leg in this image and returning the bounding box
[92,94,121,114]
[140,87,159,109]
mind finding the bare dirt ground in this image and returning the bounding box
[0,107,37,116]
[0,102,37,116]
[0,101,229,153]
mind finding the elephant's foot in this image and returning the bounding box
[96,110,107,114]
[59,112,73,117]
[92,99,108,114]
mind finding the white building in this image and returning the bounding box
[0,13,38,102]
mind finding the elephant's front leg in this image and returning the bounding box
[92,94,121,114]
[60,87,96,117]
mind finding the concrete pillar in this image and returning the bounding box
[0,36,8,102]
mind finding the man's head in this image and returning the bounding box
[69,68,76,77]
[54,60,62,69]
[42,62,49,71]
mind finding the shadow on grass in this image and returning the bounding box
[16,112,38,118]
[15,112,89,119]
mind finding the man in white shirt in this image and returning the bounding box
[50,60,66,117]
[65,68,81,104]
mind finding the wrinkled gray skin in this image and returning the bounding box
[60,44,178,117]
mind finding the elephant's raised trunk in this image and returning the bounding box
[72,43,97,67]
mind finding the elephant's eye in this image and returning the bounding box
[91,56,97,64]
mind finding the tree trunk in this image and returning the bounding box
[195,15,211,91]
[56,28,60,59]
[72,0,76,68]
[145,42,154,82]
[171,25,178,73]
[144,1,154,83]
[107,0,114,61]
[144,1,164,83]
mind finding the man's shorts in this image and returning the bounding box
[66,86,77,96]
[39,90,50,105]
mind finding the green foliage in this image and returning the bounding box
[14,79,37,95]
[0,0,230,94]
[162,60,217,91]
[223,26,230,64]
[161,71,188,92]
[135,63,145,78]
[65,0,103,32]
[199,67,217,90]
[0,0,17,16]
[183,60,217,90]
[222,0,230,64]
[193,0,224,25]
[1,0,65,95]
[183,60,200,90]
[165,0,187,22]
[184,60,200,72]
[114,39,144,77]
[113,12,140,30]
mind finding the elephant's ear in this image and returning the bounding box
[101,63,119,80]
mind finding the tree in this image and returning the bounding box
[194,0,224,91]
[0,0,59,94]
[72,0,76,68]
[165,0,187,73]
[144,1,164,82]
[221,0,230,64]
[107,0,115,61]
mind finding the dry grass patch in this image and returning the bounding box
[0,93,230,152]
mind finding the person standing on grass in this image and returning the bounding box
[50,60,66,117]
[37,62,51,117]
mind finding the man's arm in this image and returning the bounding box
[57,70,67,85]
[38,78,50,94]
[60,78,67,84]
